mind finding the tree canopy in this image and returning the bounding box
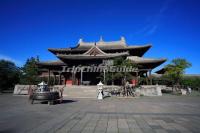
[0,60,20,92]
[20,56,40,85]
[98,57,137,85]
[164,58,192,85]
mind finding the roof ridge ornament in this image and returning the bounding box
[99,36,103,42]
[78,38,83,44]
[83,44,108,55]
[120,36,126,43]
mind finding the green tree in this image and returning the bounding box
[20,56,40,84]
[164,58,192,86]
[113,57,136,84]
[98,57,137,85]
[0,60,20,92]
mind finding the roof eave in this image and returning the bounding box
[57,52,129,60]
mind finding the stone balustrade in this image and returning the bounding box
[13,85,37,95]
[135,85,165,96]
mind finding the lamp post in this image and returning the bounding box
[97,81,104,100]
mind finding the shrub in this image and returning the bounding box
[181,76,200,90]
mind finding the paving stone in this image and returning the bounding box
[57,119,79,133]
[107,120,118,132]
[118,119,129,128]
[132,128,144,133]
[156,120,176,130]
[150,125,163,129]
[94,120,107,133]
[141,128,155,133]
[161,117,175,123]
[166,129,180,133]
[1,94,200,133]
[135,117,152,129]
[155,129,168,133]
[81,129,94,133]
[171,123,192,132]
[118,128,130,133]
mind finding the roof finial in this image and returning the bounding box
[99,36,103,42]
[78,38,83,44]
[121,36,126,43]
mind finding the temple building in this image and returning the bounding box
[37,37,166,85]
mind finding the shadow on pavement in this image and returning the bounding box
[61,99,77,104]
[30,100,77,105]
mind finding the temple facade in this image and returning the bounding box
[38,37,166,85]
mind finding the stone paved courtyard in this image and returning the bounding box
[0,94,200,133]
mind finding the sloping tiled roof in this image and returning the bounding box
[75,37,127,49]
[155,68,166,74]
[56,44,129,60]
[37,60,66,66]
[127,56,166,63]
[48,37,152,55]
[127,56,167,69]
[57,52,129,60]
[48,44,151,52]
[76,41,126,50]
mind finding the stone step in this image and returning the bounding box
[63,86,97,98]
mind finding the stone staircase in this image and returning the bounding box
[63,85,98,98]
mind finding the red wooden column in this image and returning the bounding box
[72,72,76,85]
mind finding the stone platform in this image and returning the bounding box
[63,85,98,98]
[13,84,165,98]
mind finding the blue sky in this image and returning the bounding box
[0,0,200,74]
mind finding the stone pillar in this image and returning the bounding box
[53,73,56,85]
[136,71,138,85]
[156,84,162,96]
[80,68,83,85]
[112,72,114,85]
[58,72,62,85]
[149,69,152,85]
[145,72,149,85]
[48,69,50,85]
[71,72,74,85]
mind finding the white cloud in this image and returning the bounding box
[135,0,172,36]
[0,54,23,66]
[146,25,158,36]
[135,24,158,36]
[159,0,171,15]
